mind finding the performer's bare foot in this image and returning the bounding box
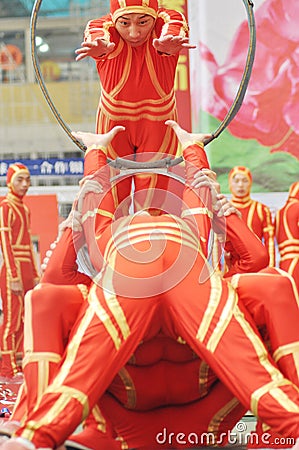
[165,120,211,146]
[0,439,29,449]
[0,438,67,449]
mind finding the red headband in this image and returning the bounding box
[110,0,158,22]
[7,163,30,187]
[228,166,252,184]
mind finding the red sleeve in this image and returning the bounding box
[276,202,299,241]
[0,201,19,280]
[81,147,115,272]
[260,204,275,267]
[84,10,189,44]
[222,214,269,278]
[181,143,212,256]
[41,228,91,286]
[157,9,189,38]
[83,14,114,44]
[42,144,113,284]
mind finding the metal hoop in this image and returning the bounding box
[30,0,256,153]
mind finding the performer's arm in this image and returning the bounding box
[41,160,117,286]
[166,120,212,256]
[165,123,268,271]
[220,214,269,277]
[72,127,125,272]
[154,9,195,55]
[75,15,116,62]
[192,174,269,276]
[41,226,92,286]
[0,202,19,282]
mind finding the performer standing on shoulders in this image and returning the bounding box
[75,0,195,213]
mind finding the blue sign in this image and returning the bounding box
[0,159,84,177]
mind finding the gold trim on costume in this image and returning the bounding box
[274,268,299,306]
[102,252,131,343]
[117,367,137,409]
[82,207,114,224]
[181,207,213,220]
[208,396,240,437]
[90,405,107,433]
[198,360,211,397]
[24,290,34,352]
[206,283,238,353]
[108,45,132,98]
[89,284,124,350]
[233,304,299,416]
[22,386,89,441]
[145,40,167,98]
[22,352,61,368]
[256,384,299,418]
[196,272,222,343]
[102,219,201,263]
[273,342,299,378]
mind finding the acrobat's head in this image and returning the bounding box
[7,163,31,198]
[110,0,159,23]
[228,166,252,199]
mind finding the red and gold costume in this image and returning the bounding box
[0,164,39,378]
[228,166,275,266]
[275,181,299,290]
[83,0,189,211]
[10,142,299,448]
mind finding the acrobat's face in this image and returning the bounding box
[115,13,155,47]
[230,173,251,198]
[11,173,31,197]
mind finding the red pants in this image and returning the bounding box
[100,384,245,449]
[14,235,299,447]
[231,267,299,446]
[14,283,235,449]
[0,261,35,377]
[13,265,299,448]
[13,284,218,415]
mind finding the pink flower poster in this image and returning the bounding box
[188,0,299,196]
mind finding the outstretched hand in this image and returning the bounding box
[153,35,196,55]
[75,37,115,61]
[165,120,212,146]
[72,126,125,149]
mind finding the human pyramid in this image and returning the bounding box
[0,1,299,450]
